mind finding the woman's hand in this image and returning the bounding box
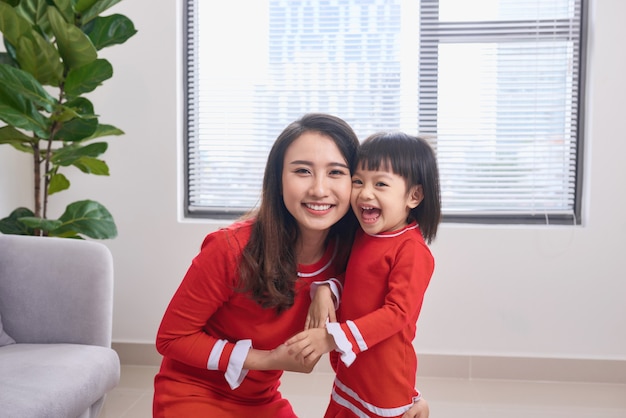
[245,344,320,373]
[306,284,337,329]
[401,398,429,418]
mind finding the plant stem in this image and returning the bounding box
[33,141,41,219]
[42,136,53,220]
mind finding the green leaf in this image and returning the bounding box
[3,38,18,63]
[0,64,57,112]
[52,141,107,165]
[55,117,98,141]
[47,5,97,70]
[72,156,109,175]
[0,83,50,138]
[0,2,33,45]
[0,207,36,235]
[76,0,122,25]
[51,103,80,122]
[15,0,52,38]
[84,14,137,50]
[0,125,34,152]
[19,216,63,232]
[74,0,98,13]
[15,33,64,86]
[0,52,18,66]
[49,200,117,239]
[1,0,21,7]
[0,4,63,85]
[50,0,74,24]
[84,123,124,140]
[64,58,113,98]
[48,172,70,195]
[54,97,98,141]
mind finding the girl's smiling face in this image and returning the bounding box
[281,131,353,238]
[351,163,422,235]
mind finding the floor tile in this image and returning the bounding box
[101,365,626,418]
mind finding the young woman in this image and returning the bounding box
[287,132,441,418]
[153,113,359,417]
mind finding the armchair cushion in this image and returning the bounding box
[0,343,120,418]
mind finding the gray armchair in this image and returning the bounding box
[0,234,120,418]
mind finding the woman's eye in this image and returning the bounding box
[330,169,347,176]
[294,168,310,174]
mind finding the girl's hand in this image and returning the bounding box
[401,398,429,418]
[306,284,337,329]
[269,343,320,373]
[285,328,337,363]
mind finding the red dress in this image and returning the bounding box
[325,222,434,417]
[153,219,342,417]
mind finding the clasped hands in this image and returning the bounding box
[267,327,332,373]
[271,284,338,373]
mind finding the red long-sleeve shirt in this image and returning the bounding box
[154,219,342,417]
[325,222,434,418]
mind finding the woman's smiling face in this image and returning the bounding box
[281,131,353,237]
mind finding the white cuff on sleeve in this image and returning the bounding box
[224,339,252,390]
[413,390,422,403]
[310,278,342,309]
[207,339,227,370]
[326,322,356,366]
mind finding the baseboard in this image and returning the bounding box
[112,342,626,384]
[415,354,626,384]
[112,342,163,367]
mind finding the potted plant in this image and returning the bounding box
[0,0,136,239]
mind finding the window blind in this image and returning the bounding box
[184,0,586,224]
[419,0,585,224]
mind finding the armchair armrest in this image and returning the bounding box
[0,234,114,348]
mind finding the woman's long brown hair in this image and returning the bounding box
[238,113,359,312]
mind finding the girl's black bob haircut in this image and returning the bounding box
[357,131,442,243]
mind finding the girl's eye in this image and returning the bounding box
[352,178,363,185]
[376,182,388,187]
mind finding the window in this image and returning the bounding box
[184,0,586,224]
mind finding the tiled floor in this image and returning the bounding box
[100,365,626,418]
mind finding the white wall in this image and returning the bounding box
[1,0,624,360]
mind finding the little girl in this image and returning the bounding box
[286,131,441,418]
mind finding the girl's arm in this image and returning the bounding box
[288,240,433,366]
[306,277,342,329]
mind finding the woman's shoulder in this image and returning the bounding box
[201,218,255,251]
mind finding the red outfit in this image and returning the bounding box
[153,219,341,417]
[325,222,434,418]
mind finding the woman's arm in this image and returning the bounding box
[156,232,256,388]
[244,343,321,373]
